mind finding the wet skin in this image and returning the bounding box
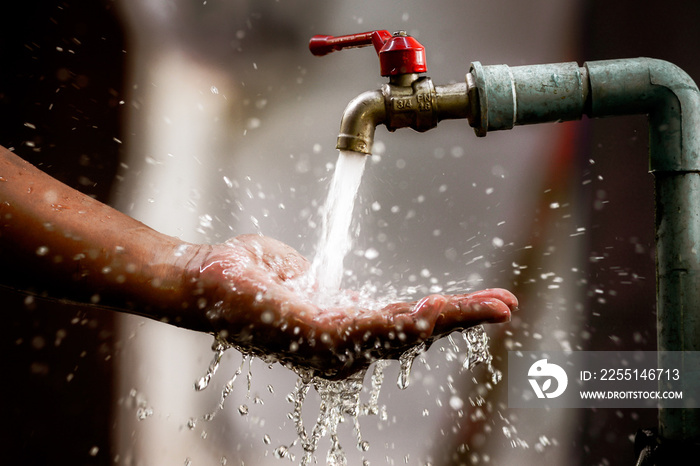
[0,146,517,379]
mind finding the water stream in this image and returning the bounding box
[309,149,367,295]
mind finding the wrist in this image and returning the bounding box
[151,241,216,332]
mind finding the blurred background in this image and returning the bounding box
[1,0,699,464]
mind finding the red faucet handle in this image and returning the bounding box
[309,30,427,77]
[309,30,392,56]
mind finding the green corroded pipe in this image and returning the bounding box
[469,61,588,135]
[470,57,700,441]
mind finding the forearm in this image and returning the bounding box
[0,145,211,329]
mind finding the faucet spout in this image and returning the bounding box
[337,89,386,155]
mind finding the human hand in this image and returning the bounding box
[185,234,517,380]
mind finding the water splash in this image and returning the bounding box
[218,360,386,465]
[191,322,502,463]
[194,338,227,391]
[462,325,493,372]
[194,347,251,423]
[293,369,369,465]
[362,360,389,416]
[397,341,427,390]
[461,325,505,387]
[126,389,154,421]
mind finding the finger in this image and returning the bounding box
[375,289,516,341]
[458,288,519,313]
[432,288,516,335]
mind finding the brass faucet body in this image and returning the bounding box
[337,73,475,155]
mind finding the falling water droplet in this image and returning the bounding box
[364,248,379,260]
[492,369,503,385]
[195,339,227,391]
[462,326,492,371]
[449,396,464,411]
[397,342,426,390]
[274,445,289,459]
[136,407,153,420]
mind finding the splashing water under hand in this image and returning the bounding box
[193,326,497,465]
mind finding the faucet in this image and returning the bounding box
[309,30,473,155]
[310,30,700,454]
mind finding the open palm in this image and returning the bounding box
[189,234,517,379]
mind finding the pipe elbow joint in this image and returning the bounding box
[336,89,387,155]
[585,58,700,172]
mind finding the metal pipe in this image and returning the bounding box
[470,57,700,441]
[468,61,589,134]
